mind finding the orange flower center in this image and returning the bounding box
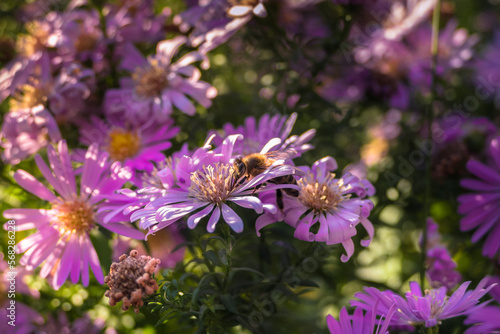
[106,129,141,161]
[52,198,95,235]
[298,173,347,213]
[132,61,169,98]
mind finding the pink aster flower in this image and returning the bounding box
[2,141,143,290]
[258,156,375,262]
[209,112,316,156]
[75,115,179,183]
[327,305,396,334]
[458,136,500,262]
[104,37,217,122]
[131,135,300,233]
[352,278,494,328]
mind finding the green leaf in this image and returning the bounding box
[220,294,238,314]
[155,310,177,327]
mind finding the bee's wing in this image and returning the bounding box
[264,148,298,162]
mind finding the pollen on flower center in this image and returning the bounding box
[11,83,51,110]
[132,61,169,98]
[52,198,95,234]
[298,173,347,213]
[106,129,141,161]
[75,32,98,52]
[16,22,49,57]
[188,163,235,204]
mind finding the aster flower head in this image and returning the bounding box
[260,156,375,262]
[327,305,396,334]
[76,115,179,182]
[3,140,143,289]
[131,134,300,234]
[464,276,500,334]
[352,278,494,328]
[105,37,216,122]
[105,250,160,312]
[458,136,500,262]
[210,112,316,157]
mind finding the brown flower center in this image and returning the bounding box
[10,82,52,110]
[132,61,169,98]
[74,32,99,53]
[106,129,141,161]
[52,198,95,235]
[298,173,347,213]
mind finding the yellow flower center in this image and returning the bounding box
[16,22,49,57]
[298,173,348,213]
[10,82,52,110]
[106,129,141,161]
[132,60,169,98]
[52,198,95,235]
[189,163,235,204]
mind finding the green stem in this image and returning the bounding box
[420,0,441,292]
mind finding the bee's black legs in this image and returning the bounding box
[276,189,284,210]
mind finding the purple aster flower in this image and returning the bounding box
[105,0,170,45]
[1,106,61,165]
[104,38,217,121]
[458,136,500,262]
[209,112,316,156]
[75,115,179,183]
[176,0,267,53]
[37,312,104,334]
[464,276,500,334]
[327,306,396,334]
[0,302,43,334]
[2,141,143,289]
[56,9,107,70]
[352,278,494,328]
[131,134,300,233]
[474,31,500,107]
[257,156,375,262]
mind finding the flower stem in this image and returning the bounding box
[420,0,441,292]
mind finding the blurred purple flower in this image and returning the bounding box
[209,112,316,156]
[105,0,170,45]
[474,31,500,107]
[75,115,179,182]
[352,278,494,328]
[422,219,461,290]
[327,306,396,334]
[258,156,375,262]
[105,37,216,121]
[458,136,500,262]
[1,106,61,165]
[131,135,299,233]
[2,141,143,289]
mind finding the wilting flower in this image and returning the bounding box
[258,156,375,262]
[352,278,494,328]
[105,250,160,312]
[76,115,179,182]
[105,37,216,122]
[1,106,61,165]
[327,305,396,334]
[209,112,315,156]
[131,135,300,233]
[2,141,143,289]
[458,136,500,262]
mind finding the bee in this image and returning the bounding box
[232,148,301,209]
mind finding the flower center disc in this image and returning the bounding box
[107,129,141,161]
[189,163,235,204]
[11,83,51,110]
[52,198,95,234]
[75,32,98,53]
[16,22,49,57]
[132,61,169,98]
[298,174,346,213]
